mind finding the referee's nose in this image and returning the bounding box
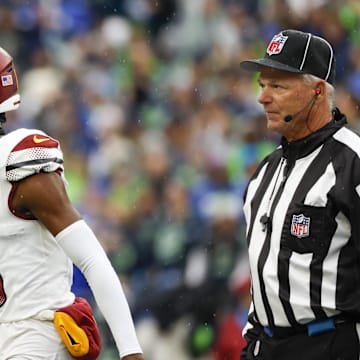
[257,85,272,106]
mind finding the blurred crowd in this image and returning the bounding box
[2,0,360,359]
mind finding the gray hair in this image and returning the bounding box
[303,74,335,109]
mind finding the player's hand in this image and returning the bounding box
[121,354,145,360]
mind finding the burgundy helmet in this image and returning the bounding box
[0,47,20,113]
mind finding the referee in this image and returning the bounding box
[239,29,360,359]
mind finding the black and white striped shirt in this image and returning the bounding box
[244,109,360,332]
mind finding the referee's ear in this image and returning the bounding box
[314,82,326,102]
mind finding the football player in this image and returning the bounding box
[0,47,144,360]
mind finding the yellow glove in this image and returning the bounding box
[54,311,90,357]
[53,297,101,360]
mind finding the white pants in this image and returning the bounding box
[0,318,72,360]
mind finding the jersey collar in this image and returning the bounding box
[281,107,347,161]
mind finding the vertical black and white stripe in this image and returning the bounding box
[244,111,360,331]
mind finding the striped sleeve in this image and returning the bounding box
[6,132,64,182]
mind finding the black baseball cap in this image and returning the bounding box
[240,29,336,84]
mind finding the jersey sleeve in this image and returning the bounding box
[5,132,64,182]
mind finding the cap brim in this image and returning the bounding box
[240,58,304,74]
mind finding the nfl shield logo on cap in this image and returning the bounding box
[266,33,288,56]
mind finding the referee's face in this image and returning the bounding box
[257,68,316,141]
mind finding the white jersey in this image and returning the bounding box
[0,128,74,322]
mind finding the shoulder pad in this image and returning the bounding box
[6,132,64,182]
